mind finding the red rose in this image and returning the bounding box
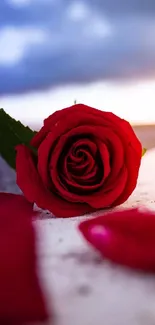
[16,104,142,218]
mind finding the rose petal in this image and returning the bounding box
[48,125,126,207]
[71,138,98,157]
[0,193,48,323]
[16,144,94,217]
[66,150,96,178]
[79,208,155,238]
[79,208,155,271]
[95,140,111,181]
[112,144,141,207]
[88,226,155,271]
[30,109,63,148]
[32,104,141,157]
[0,192,35,219]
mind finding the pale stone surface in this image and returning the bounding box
[34,149,155,325]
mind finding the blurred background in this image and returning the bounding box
[0,0,155,191]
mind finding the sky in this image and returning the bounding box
[0,0,155,124]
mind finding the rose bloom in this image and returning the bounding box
[16,104,142,218]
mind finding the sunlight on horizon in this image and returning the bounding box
[1,79,155,126]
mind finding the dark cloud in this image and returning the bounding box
[82,0,155,16]
[0,0,155,94]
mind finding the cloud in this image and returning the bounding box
[0,0,155,94]
[80,0,155,16]
[7,0,32,7]
[0,26,47,65]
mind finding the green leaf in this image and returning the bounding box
[142,148,147,157]
[0,108,36,169]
